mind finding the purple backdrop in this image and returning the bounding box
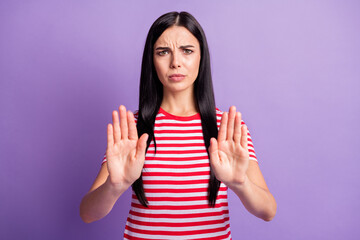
[1,0,359,239]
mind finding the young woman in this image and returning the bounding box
[80,11,276,239]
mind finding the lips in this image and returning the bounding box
[169,74,185,81]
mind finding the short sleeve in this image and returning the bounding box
[216,107,258,163]
[101,110,139,166]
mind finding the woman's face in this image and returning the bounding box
[153,26,201,95]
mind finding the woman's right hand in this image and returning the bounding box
[106,105,148,189]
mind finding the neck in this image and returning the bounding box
[160,88,198,116]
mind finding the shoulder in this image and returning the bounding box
[215,107,223,115]
[215,106,246,125]
[215,107,223,126]
[133,110,139,120]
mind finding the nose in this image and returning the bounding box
[170,51,181,69]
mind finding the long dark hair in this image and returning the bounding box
[133,11,221,207]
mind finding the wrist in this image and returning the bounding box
[226,174,249,192]
[105,176,131,195]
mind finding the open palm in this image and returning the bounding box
[106,105,148,187]
[209,106,250,187]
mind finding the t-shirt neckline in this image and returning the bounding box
[159,106,200,120]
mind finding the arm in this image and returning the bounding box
[80,162,131,223]
[80,105,148,223]
[227,161,277,221]
[209,106,277,221]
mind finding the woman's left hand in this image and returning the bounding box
[209,106,250,187]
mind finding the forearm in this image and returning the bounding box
[227,175,277,221]
[80,176,130,223]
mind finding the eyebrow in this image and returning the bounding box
[155,45,195,50]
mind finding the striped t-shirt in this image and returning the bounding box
[101,107,258,239]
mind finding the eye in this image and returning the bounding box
[184,49,193,54]
[158,50,169,56]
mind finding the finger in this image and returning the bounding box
[135,133,149,163]
[107,123,114,147]
[233,112,242,144]
[112,110,121,143]
[218,112,228,142]
[226,106,236,141]
[119,105,128,140]
[241,124,249,149]
[127,110,138,140]
[209,137,221,167]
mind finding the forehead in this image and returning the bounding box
[154,26,199,47]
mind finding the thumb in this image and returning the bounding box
[135,133,149,163]
[208,137,220,167]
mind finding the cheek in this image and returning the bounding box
[153,59,165,76]
[155,57,167,69]
[188,56,201,75]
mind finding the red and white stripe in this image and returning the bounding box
[102,107,258,239]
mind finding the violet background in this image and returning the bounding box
[1,0,359,239]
